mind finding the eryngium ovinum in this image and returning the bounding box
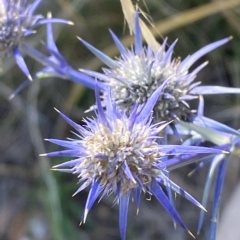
[41,85,224,240]
[80,12,231,123]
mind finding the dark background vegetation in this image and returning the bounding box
[1,0,240,239]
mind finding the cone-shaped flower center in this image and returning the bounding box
[81,118,161,193]
[103,48,193,121]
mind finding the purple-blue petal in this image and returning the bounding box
[158,153,213,171]
[9,79,31,100]
[37,18,72,26]
[180,37,231,70]
[193,116,240,136]
[83,179,102,223]
[150,179,192,235]
[52,159,80,169]
[46,139,81,149]
[209,159,228,240]
[79,38,119,69]
[13,48,32,80]
[119,193,130,240]
[109,30,128,56]
[56,110,85,133]
[197,154,225,234]
[158,176,205,211]
[27,0,41,13]
[190,85,240,95]
[163,39,177,64]
[43,149,81,157]
[80,69,111,82]
[66,68,102,90]
[72,180,91,196]
[160,145,225,155]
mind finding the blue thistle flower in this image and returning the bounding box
[79,12,240,122]
[0,0,70,80]
[41,84,225,240]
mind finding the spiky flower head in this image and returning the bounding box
[0,0,70,79]
[80,12,236,123]
[0,0,40,57]
[42,84,224,239]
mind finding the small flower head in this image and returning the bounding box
[80,12,232,123]
[0,0,45,79]
[0,1,71,80]
[42,85,224,239]
[0,0,43,58]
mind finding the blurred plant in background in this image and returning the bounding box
[2,0,240,240]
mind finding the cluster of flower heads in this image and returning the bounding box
[36,11,240,240]
[4,2,240,240]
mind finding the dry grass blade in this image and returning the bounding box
[120,0,160,51]
[214,0,240,37]
[119,0,135,33]
[223,10,240,35]
[86,0,240,71]
[153,0,240,35]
